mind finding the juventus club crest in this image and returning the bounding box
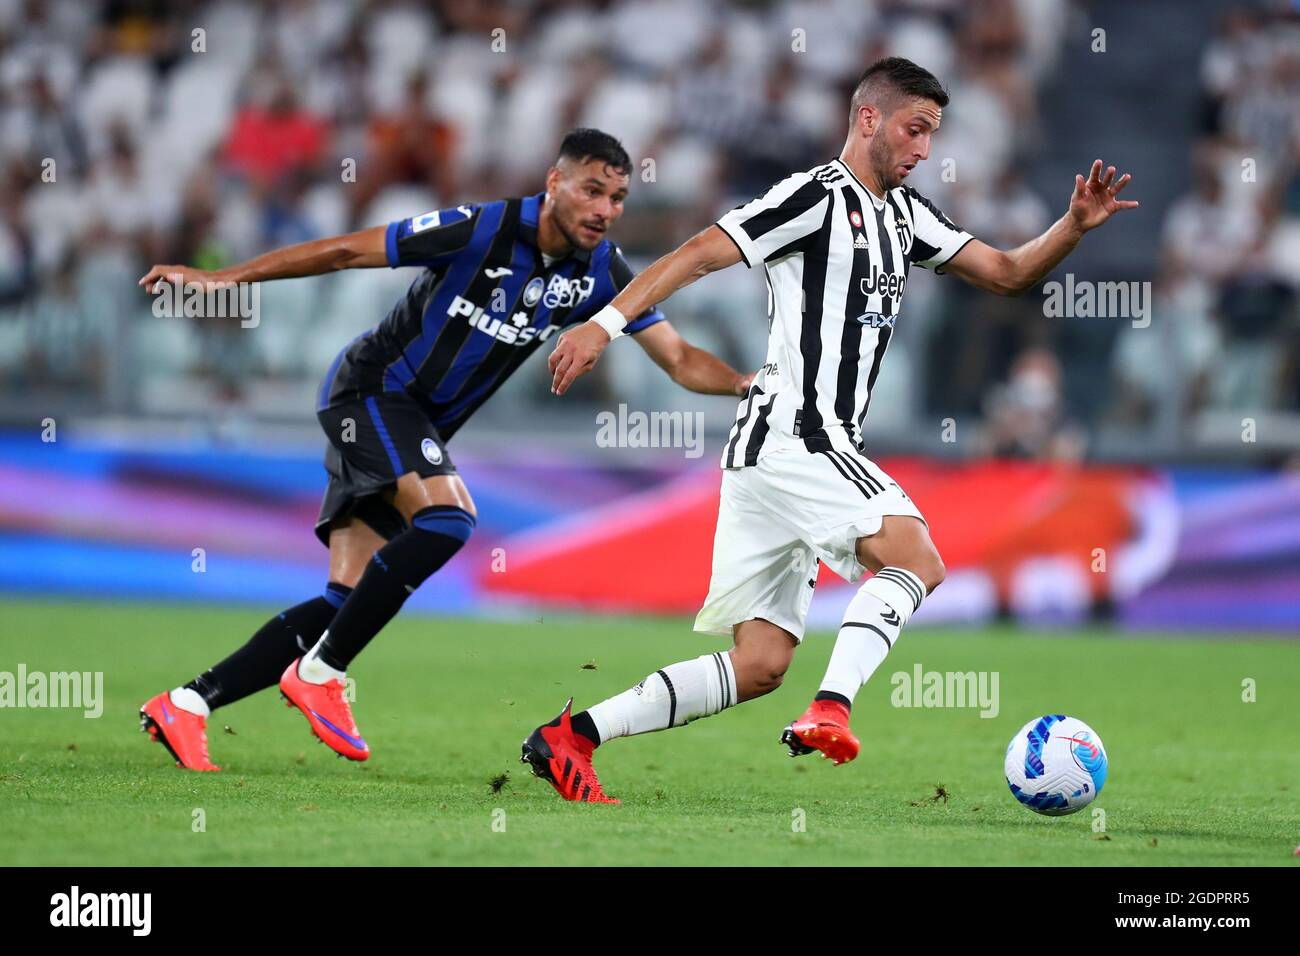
[893,215,913,255]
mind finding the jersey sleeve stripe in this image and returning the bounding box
[716,174,826,268]
[933,235,974,274]
[714,221,752,268]
[740,180,828,242]
[724,193,830,267]
[716,215,762,268]
[385,221,401,268]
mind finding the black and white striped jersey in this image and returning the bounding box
[714,158,971,469]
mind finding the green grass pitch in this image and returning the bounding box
[1,598,1296,866]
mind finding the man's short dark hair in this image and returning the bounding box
[850,56,949,122]
[557,128,632,176]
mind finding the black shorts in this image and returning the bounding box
[314,392,457,546]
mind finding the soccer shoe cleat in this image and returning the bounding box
[780,699,860,766]
[520,698,619,804]
[139,692,219,771]
[278,658,369,761]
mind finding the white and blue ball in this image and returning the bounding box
[1004,714,1107,816]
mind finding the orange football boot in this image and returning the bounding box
[521,699,619,804]
[139,692,219,771]
[781,698,860,765]
[279,658,369,761]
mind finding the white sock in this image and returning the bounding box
[298,631,347,685]
[818,567,926,704]
[587,651,737,743]
[169,687,210,717]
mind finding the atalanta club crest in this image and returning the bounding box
[522,276,545,308]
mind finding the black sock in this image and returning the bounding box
[185,583,351,710]
[814,690,852,710]
[570,710,600,747]
[316,506,474,670]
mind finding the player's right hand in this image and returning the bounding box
[137,265,227,295]
[549,321,610,396]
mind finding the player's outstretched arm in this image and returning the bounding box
[944,159,1138,297]
[632,321,754,397]
[549,224,742,396]
[137,225,389,294]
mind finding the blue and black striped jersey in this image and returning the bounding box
[318,192,665,439]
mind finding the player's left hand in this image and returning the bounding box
[137,264,228,295]
[549,321,610,396]
[734,371,756,396]
[1068,160,1138,233]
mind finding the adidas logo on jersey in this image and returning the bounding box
[853,233,869,249]
[812,163,846,185]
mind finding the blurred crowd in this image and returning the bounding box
[0,0,1295,458]
[1104,2,1300,453]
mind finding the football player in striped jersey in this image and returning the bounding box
[529,57,1136,802]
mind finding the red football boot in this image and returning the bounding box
[520,699,619,804]
[781,699,860,765]
[278,658,369,761]
[139,692,219,771]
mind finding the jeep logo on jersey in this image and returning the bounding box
[853,311,897,329]
[860,264,906,302]
[448,295,559,346]
[542,275,594,309]
[421,438,443,465]
[522,276,545,307]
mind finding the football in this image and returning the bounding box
[1005,715,1108,816]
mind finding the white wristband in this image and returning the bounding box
[590,304,628,340]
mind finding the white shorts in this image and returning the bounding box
[693,447,925,643]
